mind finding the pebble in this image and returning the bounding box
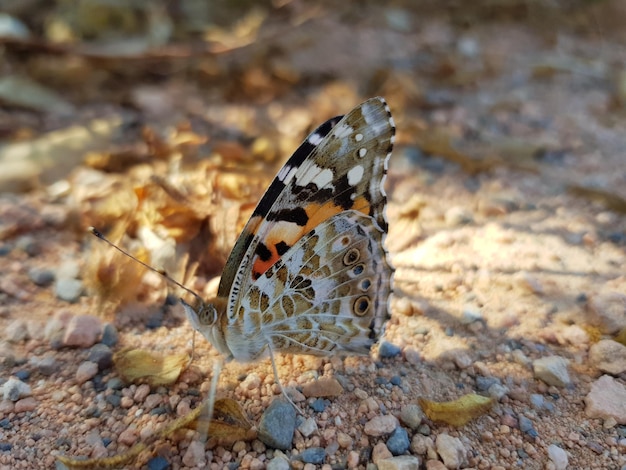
[377,456,421,470]
[35,355,58,376]
[585,375,626,424]
[587,293,626,334]
[386,426,410,455]
[547,444,568,470]
[14,397,37,412]
[75,361,98,384]
[533,356,571,387]
[107,377,124,390]
[436,433,466,469]
[2,377,31,401]
[364,415,399,437]
[88,344,113,370]
[301,377,343,398]
[146,456,170,470]
[100,323,119,347]
[299,447,325,464]
[337,432,353,449]
[55,278,84,303]
[444,206,473,226]
[267,452,290,470]
[5,319,29,343]
[258,399,296,450]
[118,427,139,446]
[134,383,151,403]
[346,450,360,468]
[309,398,329,412]
[488,383,509,400]
[518,415,536,436]
[399,404,424,431]
[28,267,55,287]
[475,376,500,391]
[372,442,393,463]
[63,314,102,348]
[297,417,318,437]
[182,440,206,467]
[410,434,435,456]
[589,339,626,375]
[14,370,29,381]
[379,341,402,358]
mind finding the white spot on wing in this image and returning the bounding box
[308,132,324,146]
[333,124,354,139]
[355,133,364,142]
[277,165,297,182]
[347,165,364,186]
[358,148,367,158]
[297,164,334,188]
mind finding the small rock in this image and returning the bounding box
[364,415,399,437]
[337,432,353,449]
[585,375,626,424]
[488,383,509,401]
[387,427,410,455]
[2,378,31,401]
[436,433,466,469]
[134,383,151,403]
[14,397,37,413]
[76,361,98,384]
[182,440,206,467]
[377,456,421,470]
[379,341,402,358]
[146,456,170,470]
[410,434,435,457]
[372,442,393,463]
[241,373,261,390]
[266,453,290,470]
[560,325,590,346]
[475,376,500,392]
[297,417,317,438]
[309,398,329,412]
[35,355,57,376]
[301,377,343,398]
[118,428,139,446]
[14,370,29,381]
[28,267,55,287]
[586,293,626,334]
[346,450,360,468]
[258,399,296,450]
[88,344,113,370]
[100,323,119,347]
[589,339,626,375]
[55,278,84,303]
[533,356,570,387]
[63,314,102,348]
[547,444,568,470]
[299,447,325,464]
[444,206,473,226]
[518,415,537,437]
[513,271,544,295]
[5,319,29,343]
[399,404,424,431]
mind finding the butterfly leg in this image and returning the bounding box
[267,346,304,415]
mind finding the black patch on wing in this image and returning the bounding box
[252,115,343,219]
[267,207,309,226]
[255,242,272,262]
[275,241,290,256]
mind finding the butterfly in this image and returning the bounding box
[182,97,395,376]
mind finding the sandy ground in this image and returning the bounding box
[0,3,625,469]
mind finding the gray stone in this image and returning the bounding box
[378,341,402,359]
[377,456,420,470]
[88,344,113,370]
[533,356,570,387]
[257,399,296,450]
[386,426,410,455]
[55,278,83,303]
[398,404,424,431]
[589,339,626,375]
[100,323,118,347]
[299,447,325,464]
[2,378,31,401]
[28,267,55,287]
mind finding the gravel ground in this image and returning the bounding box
[1,3,626,470]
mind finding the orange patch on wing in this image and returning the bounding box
[250,198,372,279]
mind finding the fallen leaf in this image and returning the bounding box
[114,348,190,386]
[418,393,495,427]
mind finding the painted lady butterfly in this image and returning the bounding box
[182,97,395,370]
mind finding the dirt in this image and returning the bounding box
[0,3,625,470]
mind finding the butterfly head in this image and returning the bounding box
[180,296,232,358]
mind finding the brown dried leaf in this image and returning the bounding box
[418,393,495,427]
[114,348,190,386]
[193,397,254,443]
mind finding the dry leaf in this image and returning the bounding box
[193,397,255,443]
[114,348,190,386]
[418,393,495,427]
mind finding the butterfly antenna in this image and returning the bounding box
[89,227,205,307]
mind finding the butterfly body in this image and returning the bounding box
[182,97,395,364]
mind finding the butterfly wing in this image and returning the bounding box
[223,210,392,360]
[222,97,395,322]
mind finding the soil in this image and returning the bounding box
[0,2,625,469]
